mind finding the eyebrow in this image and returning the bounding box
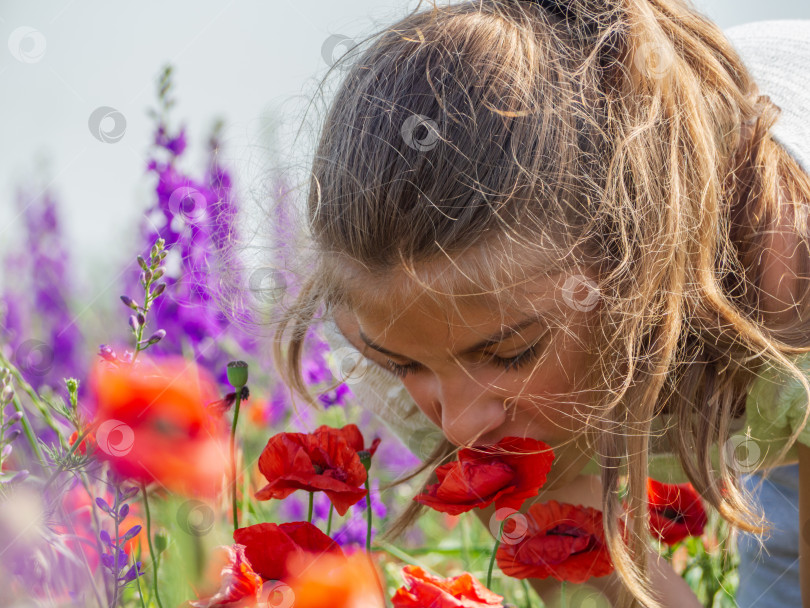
[357,314,545,360]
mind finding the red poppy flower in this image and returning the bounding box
[413,437,554,517]
[496,500,614,583]
[189,544,263,608]
[255,425,372,515]
[88,356,230,497]
[646,478,707,545]
[392,565,504,608]
[285,550,386,608]
[316,423,381,458]
[233,522,343,581]
[68,430,97,455]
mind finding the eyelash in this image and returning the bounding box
[383,341,542,378]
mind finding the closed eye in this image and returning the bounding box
[383,332,549,378]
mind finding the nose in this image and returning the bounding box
[433,372,508,448]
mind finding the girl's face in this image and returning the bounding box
[332,268,604,488]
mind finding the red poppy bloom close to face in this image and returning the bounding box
[391,565,504,608]
[233,521,343,582]
[496,500,614,583]
[88,356,230,497]
[413,437,554,517]
[255,425,376,516]
[646,478,708,545]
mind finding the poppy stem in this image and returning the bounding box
[141,482,165,608]
[560,580,567,608]
[365,477,372,553]
[486,519,505,589]
[230,388,243,534]
[520,579,533,608]
[307,491,314,523]
[326,503,334,535]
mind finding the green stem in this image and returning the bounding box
[521,579,533,608]
[111,491,121,608]
[230,389,243,533]
[364,478,372,554]
[486,519,505,589]
[140,482,164,608]
[560,580,567,608]
[460,513,471,570]
[42,419,101,492]
[10,394,47,471]
[307,492,314,524]
[326,504,334,536]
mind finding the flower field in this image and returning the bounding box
[0,67,741,608]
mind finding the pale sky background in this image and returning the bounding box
[2,0,810,295]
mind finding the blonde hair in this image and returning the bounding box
[270,1,810,606]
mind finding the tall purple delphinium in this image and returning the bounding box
[0,186,85,393]
[122,66,258,386]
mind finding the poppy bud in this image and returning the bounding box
[154,529,169,554]
[226,360,249,389]
[357,450,372,472]
[65,378,78,394]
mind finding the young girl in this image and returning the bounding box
[271,2,810,606]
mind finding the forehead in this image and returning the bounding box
[341,266,587,331]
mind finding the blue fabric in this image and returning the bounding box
[735,464,801,607]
